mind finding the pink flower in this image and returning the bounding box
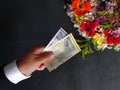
[80,20,99,36]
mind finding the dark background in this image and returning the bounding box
[0,0,120,90]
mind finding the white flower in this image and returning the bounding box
[97,44,107,50]
[114,45,120,51]
[74,24,79,28]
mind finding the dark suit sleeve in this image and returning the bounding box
[0,67,15,90]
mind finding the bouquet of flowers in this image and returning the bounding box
[64,0,120,59]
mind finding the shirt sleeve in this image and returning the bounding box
[3,60,31,84]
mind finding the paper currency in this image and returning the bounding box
[45,28,68,49]
[45,33,81,72]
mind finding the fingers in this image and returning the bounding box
[31,46,54,71]
[37,63,46,71]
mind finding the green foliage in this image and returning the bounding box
[100,20,113,30]
[76,38,94,60]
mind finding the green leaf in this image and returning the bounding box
[76,38,94,60]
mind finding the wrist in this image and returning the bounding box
[17,60,35,76]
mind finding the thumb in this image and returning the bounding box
[38,51,54,63]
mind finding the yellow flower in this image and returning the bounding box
[93,33,106,45]
[74,14,84,24]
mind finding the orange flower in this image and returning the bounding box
[72,0,91,16]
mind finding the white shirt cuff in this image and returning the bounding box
[3,60,31,84]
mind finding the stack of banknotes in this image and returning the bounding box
[44,28,81,72]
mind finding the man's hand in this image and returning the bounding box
[17,46,54,76]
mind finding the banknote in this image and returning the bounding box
[45,28,68,49]
[44,33,81,72]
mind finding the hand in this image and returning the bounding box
[17,46,54,76]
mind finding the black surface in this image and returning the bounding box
[0,0,120,90]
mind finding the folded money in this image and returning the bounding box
[45,28,68,48]
[44,28,81,72]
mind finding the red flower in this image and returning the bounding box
[72,0,91,16]
[104,30,120,44]
[80,20,99,36]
